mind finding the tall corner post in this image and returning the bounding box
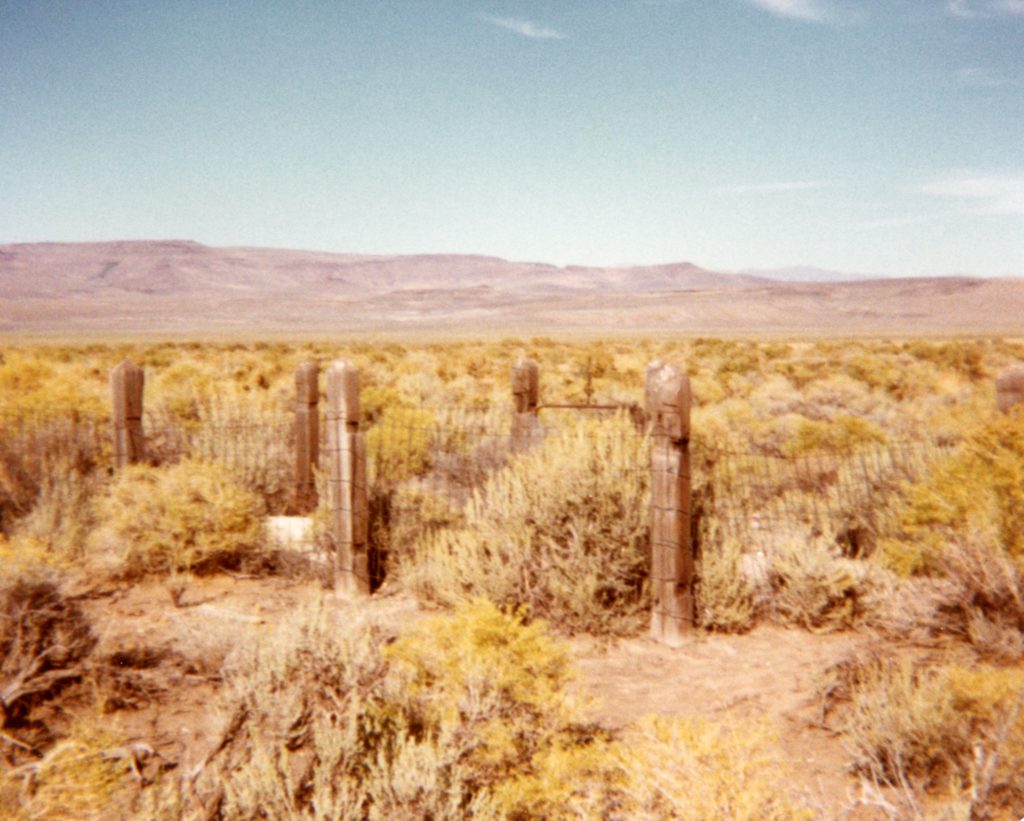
[110,360,145,469]
[997,366,1024,414]
[326,360,369,595]
[511,357,539,449]
[294,361,320,512]
[645,360,694,646]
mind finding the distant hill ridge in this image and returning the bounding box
[0,240,768,299]
[0,240,1020,335]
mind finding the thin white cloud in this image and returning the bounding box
[923,174,1024,215]
[743,0,832,21]
[947,0,977,17]
[854,216,931,230]
[717,180,828,193]
[946,0,1024,17]
[480,15,567,40]
[956,66,1016,87]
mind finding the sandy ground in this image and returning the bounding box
[574,628,873,818]
[64,573,919,819]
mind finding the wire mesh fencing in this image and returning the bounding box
[690,438,954,556]
[0,411,112,524]
[0,395,961,586]
[358,409,957,586]
[144,399,295,513]
[359,406,650,584]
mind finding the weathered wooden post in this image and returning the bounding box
[326,360,369,595]
[294,361,320,511]
[645,360,694,645]
[997,366,1024,413]
[111,360,145,469]
[511,357,540,449]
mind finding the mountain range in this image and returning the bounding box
[1,240,1021,335]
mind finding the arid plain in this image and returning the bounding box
[4,242,1024,819]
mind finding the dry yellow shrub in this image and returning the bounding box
[836,655,1024,817]
[89,458,265,577]
[405,414,650,635]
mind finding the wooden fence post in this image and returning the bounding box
[111,360,145,469]
[997,366,1024,413]
[645,360,694,646]
[294,361,320,511]
[326,360,369,595]
[511,357,539,449]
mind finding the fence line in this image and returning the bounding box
[690,439,952,553]
[0,409,950,535]
[4,356,1019,646]
[0,398,957,542]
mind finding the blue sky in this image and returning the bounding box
[1,0,1022,276]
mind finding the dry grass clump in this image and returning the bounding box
[0,569,175,818]
[0,575,96,741]
[6,461,100,568]
[930,538,1024,663]
[404,415,650,636]
[367,405,436,484]
[769,534,875,631]
[186,396,294,514]
[697,530,758,632]
[870,538,1024,664]
[0,350,112,528]
[0,717,137,820]
[698,527,878,633]
[782,414,887,458]
[88,458,266,578]
[0,416,109,535]
[610,717,814,821]
[498,715,813,821]
[0,568,148,818]
[144,394,295,514]
[824,651,1024,818]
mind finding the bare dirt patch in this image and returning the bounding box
[575,627,875,818]
[72,576,422,774]
[28,576,896,818]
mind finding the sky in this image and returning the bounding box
[1,0,1022,277]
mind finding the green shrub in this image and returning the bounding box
[89,458,265,577]
[383,600,584,791]
[770,534,872,630]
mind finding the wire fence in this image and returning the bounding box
[690,439,953,555]
[0,412,112,523]
[0,401,956,568]
[144,402,295,513]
